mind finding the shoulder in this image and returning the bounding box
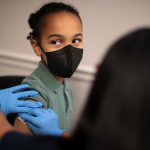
[22,75,51,108]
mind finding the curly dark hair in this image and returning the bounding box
[27,2,82,40]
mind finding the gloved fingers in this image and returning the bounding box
[19,113,37,125]
[27,108,45,117]
[16,107,35,113]
[15,90,39,99]
[27,123,37,134]
[56,128,64,136]
[9,84,29,92]
[47,108,57,117]
[47,108,54,112]
[17,101,43,108]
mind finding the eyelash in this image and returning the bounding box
[50,40,62,45]
[72,38,82,44]
[49,38,82,46]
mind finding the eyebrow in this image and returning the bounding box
[73,33,83,37]
[48,34,64,39]
[47,33,83,39]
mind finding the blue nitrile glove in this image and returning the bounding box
[0,84,43,116]
[20,108,64,136]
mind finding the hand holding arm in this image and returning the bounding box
[20,108,64,136]
[0,84,42,116]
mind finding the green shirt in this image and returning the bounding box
[22,62,73,131]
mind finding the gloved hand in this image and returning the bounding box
[19,108,64,136]
[0,84,42,116]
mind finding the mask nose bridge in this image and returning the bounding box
[64,43,73,49]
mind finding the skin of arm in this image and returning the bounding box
[13,118,32,135]
[14,118,71,137]
[0,104,71,138]
[0,112,15,138]
[61,131,71,138]
[13,98,38,135]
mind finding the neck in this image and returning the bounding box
[54,75,64,84]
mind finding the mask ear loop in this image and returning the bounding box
[35,40,48,64]
[35,39,46,55]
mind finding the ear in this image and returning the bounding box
[30,39,42,56]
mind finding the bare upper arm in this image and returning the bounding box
[13,117,33,135]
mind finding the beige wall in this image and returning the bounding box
[1,0,150,69]
[0,0,150,124]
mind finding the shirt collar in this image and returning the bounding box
[35,62,70,92]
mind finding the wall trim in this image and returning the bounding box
[0,51,96,82]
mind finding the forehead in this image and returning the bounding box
[40,11,83,36]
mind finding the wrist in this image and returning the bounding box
[47,128,64,137]
[60,131,71,138]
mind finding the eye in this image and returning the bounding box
[50,40,62,46]
[72,38,82,44]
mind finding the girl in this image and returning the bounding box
[14,2,83,136]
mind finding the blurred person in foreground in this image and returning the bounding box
[0,27,150,150]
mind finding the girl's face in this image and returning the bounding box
[34,11,83,64]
